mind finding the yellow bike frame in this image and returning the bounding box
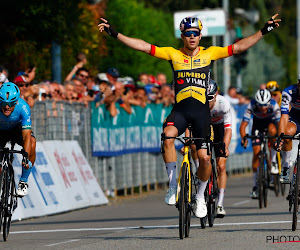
[176,145,192,203]
[277,152,282,173]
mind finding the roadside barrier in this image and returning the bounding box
[12,141,108,221]
[29,100,254,197]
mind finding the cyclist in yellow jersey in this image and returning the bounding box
[98,14,281,218]
[267,81,282,106]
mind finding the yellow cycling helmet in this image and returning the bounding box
[266,81,279,93]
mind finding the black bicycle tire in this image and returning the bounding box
[263,158,269,208]
[208,164,217,227]
[184,164,191,238]
[0,170,5,234]
[281,182,286,196]
[292,159,300,231]
[259,154,264,209]
[179,162,187,239]
[273,174,279,197]
[3,166,15,241]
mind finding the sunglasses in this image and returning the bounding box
[17,83,29,88]
[1,101,16,107]
[79,73,89,78]
[207,95,215,102]
[258,103,270,108]
[183,30,200,37]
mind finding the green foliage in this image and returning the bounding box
[101,0,181,81]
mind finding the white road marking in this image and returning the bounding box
[45,239,80,247]
[9,220,299,234]
[233,200,251,206]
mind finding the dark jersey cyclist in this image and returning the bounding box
[0,82,36,197]
[276,77,300,183]
[98,14,281,218]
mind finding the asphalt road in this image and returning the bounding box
[1,174,300,249]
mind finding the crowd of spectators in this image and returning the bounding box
[0,53,175,117]
[0,52,256,118]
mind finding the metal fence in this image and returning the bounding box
[31,101,252,196]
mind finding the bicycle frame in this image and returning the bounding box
[176,145,192,204]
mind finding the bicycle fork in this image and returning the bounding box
[176,146,192,204]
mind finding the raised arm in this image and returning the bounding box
[233,14,281,54]
[98,18,151,54]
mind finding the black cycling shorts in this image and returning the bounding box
[163,99,211,150]
[251,116,276,146]
[0,123,35,148]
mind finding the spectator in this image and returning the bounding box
[157,85,174,107]
[64,81,78,103]
[133,88,148,108]
[38,82,52,101]
[49,81,61,101]
[156,73,167,85]
[84,78,98,102]
[75,67,89,86]
[259,83,267,89]
[104,81,132,116]
[236,87,250,104]
[14,75,35,107]
[94,79,111,107]
[0,66,9,84]
[96,67,120,86]
[224,86,240,105]
[65,52,87,82]
[73,78,85,102]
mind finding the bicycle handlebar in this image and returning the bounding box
[0,147,28,159]
[244,133,276,140]
[160,133,225,157]
[278,132,300,140]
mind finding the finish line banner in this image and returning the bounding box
[91,103,172,157]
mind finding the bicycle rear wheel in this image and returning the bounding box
[0,170,5,234]
[208,169,217,227]
[258,154,264,209]
[208,160,217,227]
[292,160,300,231]
[273,174,279,197]
[179,162,187,239]
[3,167,15,241]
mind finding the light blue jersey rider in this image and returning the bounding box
[0,82,36,197]
[0,98,31,130]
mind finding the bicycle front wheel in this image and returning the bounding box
[179,162,187,239]
[292,159,300,231]
[263,159,269,208]
[0,170,5,234]
[258,154,264,209]
[3,167,15,241]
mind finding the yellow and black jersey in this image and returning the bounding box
[149,45,233,105]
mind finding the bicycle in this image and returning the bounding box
[244,131,273,209]
[200,142,223,228]
[276,133,300,231]
[0,143,27,241]
[161,125,210,239]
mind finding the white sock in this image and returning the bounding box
[270,148,277,164]
[282,150,291,169]
[253,172,257,187]
[217,188,225,206]
[196,180,208,200]
[165,162,177,188]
